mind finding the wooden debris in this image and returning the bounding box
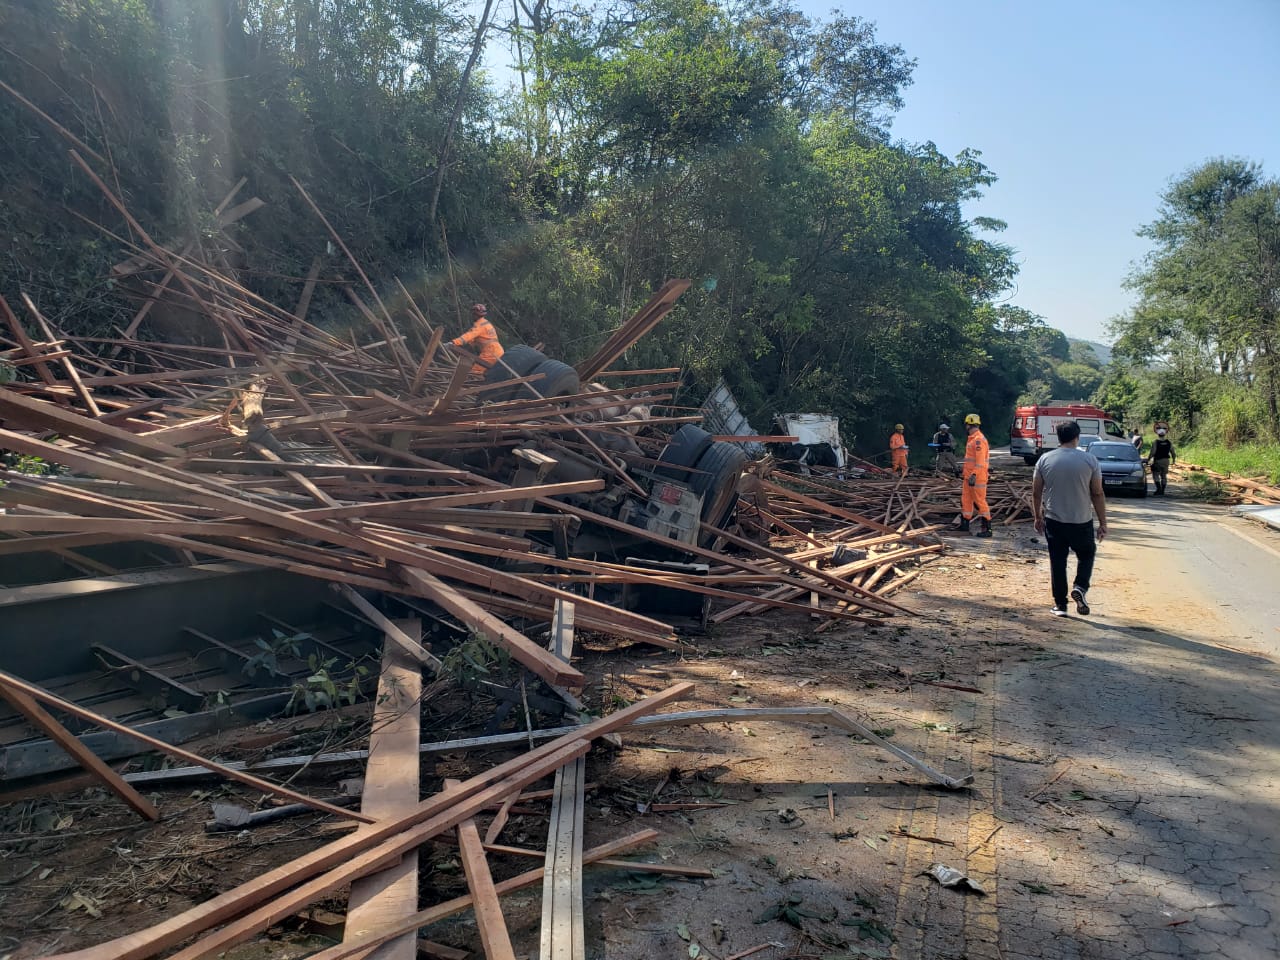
[0,669,372,823]
[0,675,159,822]
[343,619,426,960]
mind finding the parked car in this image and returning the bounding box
[1090,441,1147,497]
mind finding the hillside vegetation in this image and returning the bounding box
[0,1,1122,452]
[1094,158,1280,467]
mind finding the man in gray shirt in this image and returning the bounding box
[1032,420,1108,616]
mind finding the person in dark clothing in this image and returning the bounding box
[931,423,959,476]
[1149,425,1176,495]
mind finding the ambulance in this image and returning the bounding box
[1009,401,1125,464]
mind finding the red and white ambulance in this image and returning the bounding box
[1009,401,1125,464]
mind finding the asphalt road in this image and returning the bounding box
[1099,493,1280,659]
[985,491,1280,958]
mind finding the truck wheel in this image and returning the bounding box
[509,357,580,402]
[656,425,715,482]
[690,441,747,544]
[481,345,546,402]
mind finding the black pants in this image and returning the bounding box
[1044,518,1096,607]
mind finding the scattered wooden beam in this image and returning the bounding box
[343,619,426,960]
[0,675,159,821]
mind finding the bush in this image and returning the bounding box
[1198,387,1273,446]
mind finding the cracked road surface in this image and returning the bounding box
[582,491,1279,960]
[901,495,1280,959]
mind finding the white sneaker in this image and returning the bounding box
[1071,586,1090,616]
[1051,606,1068,617]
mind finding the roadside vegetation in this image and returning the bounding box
[1090,158,1279,479]
[1176,444,1280,486]
[1,0,1053,455]
[1,5,1271,462]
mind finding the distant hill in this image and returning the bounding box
[1067,338,1113,367]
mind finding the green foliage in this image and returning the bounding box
[1114,157,1280,443]
[2,0,1041,445]
[1199,385,1272,446]
[288,653,367,714]
[440,632,511,688]
[243,629,305,678]
[1092,369,1140,422]
[1179,443,1280,485]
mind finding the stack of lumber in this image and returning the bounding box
[1170,463,1280,504]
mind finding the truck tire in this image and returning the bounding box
[690,440,747,544]
[510,357,580,402]
[655,425,715,482]
[481,345,546,402]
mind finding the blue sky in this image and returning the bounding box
[801,0,1280,343]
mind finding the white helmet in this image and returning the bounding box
[939,423,950,430]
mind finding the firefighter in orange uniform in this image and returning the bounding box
[450,303,504,376]
[889,424,909,477]
[960,413,992,537]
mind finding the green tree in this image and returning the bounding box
[1115,158,1280,439]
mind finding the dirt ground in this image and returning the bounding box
[3,494,1273,960]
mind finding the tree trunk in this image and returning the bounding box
[428,0,497,225]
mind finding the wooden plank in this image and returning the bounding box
[409,328,444,395]
[543,599,587,716]
[0,669,374,823]
[295,478,606,520]
[305,830,660,960]
[575,281,691,381]
[542,598,586,960]
[1,294,60,386]
[539,754,585,960]
[481,843,713,878]
[167,743,590,960]
[49,684,693,960]
[216,196,265,228]
[430,358,473,417]
[482,793,519,846]
[21,292,102,416]
[285,255,324,351]
[0,675,159,821]
[396,567,582,689]
[332,584,441,669]
[452,781,517,960]
[0,532,121,557]
[0,515,274,538]
[344,619,425,960]
[0,390,183,458]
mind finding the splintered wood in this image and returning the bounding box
[0,117,970,960]
[1,192,943,669]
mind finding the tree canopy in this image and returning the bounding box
[1110,158,1280,443]
[0,0,1051,453]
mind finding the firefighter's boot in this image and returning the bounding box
[974,517,992,538]
[957,518,970,532]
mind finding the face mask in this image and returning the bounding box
[1157,430,1166,437]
